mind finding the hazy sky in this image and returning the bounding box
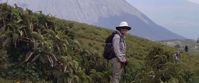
[188,0,199,4]
[127,0,199,39]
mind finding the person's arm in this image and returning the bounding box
[112,34,126,62]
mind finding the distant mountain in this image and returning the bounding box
[0,0,185,40]
[127,0,199,39]
[1,4,198,82]
[161,39,199,53]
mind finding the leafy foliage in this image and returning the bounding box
[0,3,198,83]
[0,3,90,83]
[134,47,192,83]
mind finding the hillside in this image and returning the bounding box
[0,0,184,40]
[0,3,199,83]
[127,0,199,39]
[161,39,199,54]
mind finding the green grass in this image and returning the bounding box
[1,3,199,83]
[68,19,199,82]
[161,39,199,54]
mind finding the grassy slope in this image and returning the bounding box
[160,39,199,74]
[61,19,199,82]
[70,21,199,82]
[1,3,199,82]
[161,39,199,54]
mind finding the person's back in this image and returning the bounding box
[185,45,189,52]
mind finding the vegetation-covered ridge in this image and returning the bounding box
[0,3,199,83]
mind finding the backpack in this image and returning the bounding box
[103,31,119,60]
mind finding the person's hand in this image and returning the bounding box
[124,61,128,65]
[120,61,128,66]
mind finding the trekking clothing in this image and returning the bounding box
[111,58,124,83]
[185,45,189,52]
[110,21,131,83]
[112,30,126,63]
[173,51,180,60]
[111,30,127,83]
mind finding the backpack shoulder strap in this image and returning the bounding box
[113,31,123,42]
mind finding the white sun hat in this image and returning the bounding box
[116,21,132,30]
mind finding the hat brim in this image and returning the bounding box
[116,26,131,30]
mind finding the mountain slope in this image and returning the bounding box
[0,0,184,40]
[0,3,199,83]
[127,0,199,39]
[161,39,199,54]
